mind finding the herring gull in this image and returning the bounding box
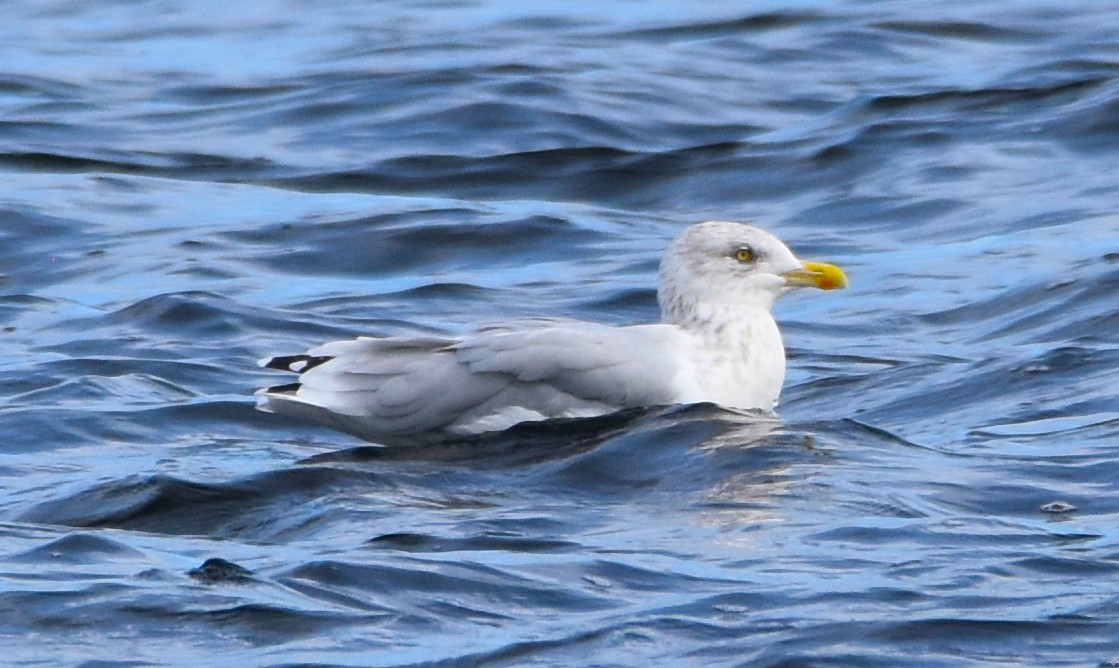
[257,221,846,445]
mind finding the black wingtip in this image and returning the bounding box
[261,354,334,373]
[263,382,303,395]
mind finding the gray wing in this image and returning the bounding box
[453,320,684,407]
[256,320,687,445]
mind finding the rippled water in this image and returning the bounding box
[4,1,1119,665]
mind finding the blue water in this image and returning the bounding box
[4,1,1119,665]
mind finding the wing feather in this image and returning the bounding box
[452,320,685,406]
[257,320,689,445]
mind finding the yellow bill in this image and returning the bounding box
[783,261,848,290]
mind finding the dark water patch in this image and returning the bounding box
[921,265,1119,345]
[973,412,1119,441]
[227,211,600,278]
[301,405,794,500]
[298,406,662,468]
[270,142,746,204]
[219,206,475,246]
[367,531,578,554]
[404,99,642,148]
[872,20,1045,43]
[929,475,1117,521]
[625,11,824,40]
[0,294,61,328]
[372,282,495,302]
[281,558,615,614]
[846,343,1119,448]
[1012,554,1119,577]
[188,557,256,584]
[1045,81,1119,151]
[163,82,303,106]
[800,78,1113,176]
[262,311,443,343]
[17,405,802,546]
[536,410,789,496]
[792,195,968,236]
[869,616,1107,653]
[584,558,736,593]
[0,73,86,99]
[1,361,255,425]
[7,369,192,408]
[811,516,1101,550]
[810,417,927,452]
[269,571,403,619]
[0,151,147,175]
[0,150,279,183]
[4,532,147,565]
[1010,346,1103,377]
[122,602,381,648]
[579,286,659,321]
[919,280,1067,331]
[0,208,102,292]
[101,291,253,337]
[0,408,155,454]
[21,468,395,539]
[0,205,86,245]
[43,291,347,360]
[0,585,136,632]
[0,564,380,658]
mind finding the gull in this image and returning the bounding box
[257,221,846,445]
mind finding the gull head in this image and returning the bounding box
[658,221,846,325]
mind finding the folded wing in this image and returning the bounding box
[257,320,686,445]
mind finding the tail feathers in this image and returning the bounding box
[257,354,331,399]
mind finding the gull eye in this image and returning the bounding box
[733,246,756,263]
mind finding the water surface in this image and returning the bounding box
[3,1,1119,665]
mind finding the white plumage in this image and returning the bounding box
[257,221,846,445]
